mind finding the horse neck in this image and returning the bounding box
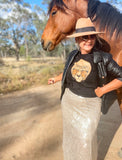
[77,0,88,17]
[66,0,88,19]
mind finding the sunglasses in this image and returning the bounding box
[81,35,96,41]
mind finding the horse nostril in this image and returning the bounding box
[47,41,52,48]
[41,39,44,46]
[41,39,53,51]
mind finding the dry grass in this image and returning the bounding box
[0,57,64,94]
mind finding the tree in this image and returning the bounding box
[0,17,11,57]
[0,0,35,60]
[0,0,49,60]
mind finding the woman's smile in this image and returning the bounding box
[80,40,96,54]
[75,35,96,54]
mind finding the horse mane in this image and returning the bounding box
[88,0,122,38]
[48,0,67,14]
[48,0,122,38]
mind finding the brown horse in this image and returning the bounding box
[41,0,122,113]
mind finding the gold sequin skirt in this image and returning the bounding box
[61,88,102,160]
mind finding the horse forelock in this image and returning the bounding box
[48,0,68,14]
[88,0,122,38]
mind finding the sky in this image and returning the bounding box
[24,0,48,11]
[23,0,122,5]
[0,0,121,19]
[0,0,47,19]
[24,0,122,12]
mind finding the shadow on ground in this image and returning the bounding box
[0,83,121,160]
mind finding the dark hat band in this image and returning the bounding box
[75,27,96,33]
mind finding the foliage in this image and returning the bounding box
[19,45,26,56]
[106,0,122,4]
[0,0,47,61]
[0,58,64,94]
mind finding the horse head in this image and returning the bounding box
[41,0,88,51]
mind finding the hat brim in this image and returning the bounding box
[67,31,104,38]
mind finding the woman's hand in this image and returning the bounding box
[95,79,122,97]
[95,87,104,97]
[48,78,55,85]
[48,73,63,85]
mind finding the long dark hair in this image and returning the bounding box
[94,36,111,52]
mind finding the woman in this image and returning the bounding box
[48,18,122,160]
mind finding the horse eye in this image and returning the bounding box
[52,11,57,16]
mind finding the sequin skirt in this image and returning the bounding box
[61,88,102,160]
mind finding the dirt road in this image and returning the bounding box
[0,83,121,160]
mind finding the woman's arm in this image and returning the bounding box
[95,79,122,97]
[48,73,63,85]
[95,52,122,97]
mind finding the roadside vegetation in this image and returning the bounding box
[0,57,64,94]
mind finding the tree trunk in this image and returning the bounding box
[16,51,20,61]
[25,38,29,58]
[0,51,3,58]
[15,47,20,61]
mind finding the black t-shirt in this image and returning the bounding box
[65,51,99,97]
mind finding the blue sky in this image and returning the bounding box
[24,0,108,8]
[24,0,122,5]
[24,0,48,10]
[24,0,122,12]
[0,0,121,19]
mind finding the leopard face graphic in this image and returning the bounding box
[71,59,91,82]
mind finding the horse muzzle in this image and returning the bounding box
[41,39,55,51]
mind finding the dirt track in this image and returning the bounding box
[0,82,121,160]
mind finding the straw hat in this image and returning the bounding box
[67,18,104,38]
